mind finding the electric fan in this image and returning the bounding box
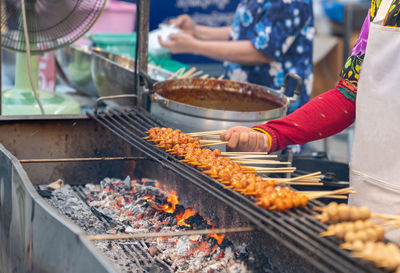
[1,0,106,115]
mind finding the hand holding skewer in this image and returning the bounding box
[220,126,270,152]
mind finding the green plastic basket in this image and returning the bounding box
[89,33,188,73]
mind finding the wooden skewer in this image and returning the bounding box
[87,227,255,241]
[277,181,324,186]
[200,141,228,147]
[199,139,225,143]
[169,67,186,79]
[187,130,226,136]
[306,187,355,200]
[268,177,321,182]
[180,67,197,79]
[227,155,277,159]
[234,160,292,165]
[371,213,400,220]
[268,172,321,182]
[197,135,221,140]
[247,169,296,174]
[221,152,272,155]
[276,180,323,185]
[200,74,209,79]
[245,166,296,171]
[217,74,224,80]
[384,223,400,232]
[190,70,204,79]
[289,172,322,182]
[301,191,356,195]
[313,195,348,199]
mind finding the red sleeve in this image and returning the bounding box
[252,86,356,152]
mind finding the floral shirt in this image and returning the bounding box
[339,0,400,100]
[223,0,314,111]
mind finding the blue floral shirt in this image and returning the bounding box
[223,0,314,111]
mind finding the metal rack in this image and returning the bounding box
[88,108,382,273]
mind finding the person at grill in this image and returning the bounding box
[220,0,400,242]
[158,0,314,111]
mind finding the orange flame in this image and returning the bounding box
[143,196,153,201]
[209,233,225,245]
[209,227,225,245]
[176,208,196,227]
[165,194,179,213]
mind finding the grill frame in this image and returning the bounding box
[0,114,384,273]
[89,108,383,273]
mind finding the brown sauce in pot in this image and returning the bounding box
[161,89,281,112]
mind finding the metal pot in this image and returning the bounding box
[91,48,173,108]
[54,45,98,97]
[150,74,302,132]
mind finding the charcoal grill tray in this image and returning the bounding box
[88,108,383,273]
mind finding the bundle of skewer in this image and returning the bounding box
[167,67,225,80]
[143,127,354,211]
[315,202,400,271]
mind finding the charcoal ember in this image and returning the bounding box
[234,246,250,261]
[220,239,234,250]
[173,205,185,216]
[100,177,114,189]
[154,195,167,205]
[184,214,208,229]
[142,186,163,197]
[167,216,177,226]
[146,208,156,217]
[36,188,53,198]
[141,178,156,186]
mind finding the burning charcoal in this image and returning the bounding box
[184,214,208,229]
[36,188,54,199]
[142,178,156,187]
[154,195,167,205]
[234,246,250,261]
[220,239,234,250]
[100,178,113,190]
[173,205,185,216]
[146,208,156,218]
[167,216,177,226]
[107,242,112,250]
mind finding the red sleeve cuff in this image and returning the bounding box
[252,126,279,152]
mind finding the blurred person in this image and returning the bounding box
[220,0,400,241]
[159,0,314,110]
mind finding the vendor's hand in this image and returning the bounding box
[158,32,198,54]
[170,15,196,37]
[220,126,269,152]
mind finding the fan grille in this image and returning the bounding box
[1,0,106,53]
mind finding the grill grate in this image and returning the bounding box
[68,185,175,273]
[88,108,383,273]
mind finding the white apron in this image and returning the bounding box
[349,0,400,242]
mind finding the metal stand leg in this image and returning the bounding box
[323,138,330,160]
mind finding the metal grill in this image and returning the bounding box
[88,108,383,273]
[71,185,174,273]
